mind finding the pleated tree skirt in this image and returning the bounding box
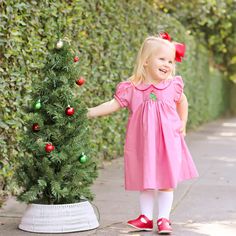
[19,201,99,233]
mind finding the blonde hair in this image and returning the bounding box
[129,36,176,85]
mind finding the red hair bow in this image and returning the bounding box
[159,32,185,62]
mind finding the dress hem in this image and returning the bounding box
[124,175,199,191]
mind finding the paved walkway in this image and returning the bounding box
[1,118,236,236]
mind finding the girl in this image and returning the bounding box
[87,33,198,234]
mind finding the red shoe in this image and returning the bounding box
[157,218,172,234]
[127,214,153,231]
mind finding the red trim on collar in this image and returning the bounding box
[131,79,173,91]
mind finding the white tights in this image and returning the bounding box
[139,190,174,220]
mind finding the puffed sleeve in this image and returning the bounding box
[114,81,131,108]
[174,76,184,103]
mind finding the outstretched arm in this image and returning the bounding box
[176,93,188,136]
[87,98,121,118]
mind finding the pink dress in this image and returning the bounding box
[114,76,199,191]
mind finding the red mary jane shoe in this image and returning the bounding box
[127,214,153,231]
[157,218,172,234]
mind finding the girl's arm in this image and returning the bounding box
[87,98,121,118]
[176,93,188,136]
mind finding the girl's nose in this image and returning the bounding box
[163,62,170,68]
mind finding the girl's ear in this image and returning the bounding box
[171,63,176,75]
[143,59,148,67]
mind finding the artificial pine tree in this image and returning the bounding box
[15,39,98,205]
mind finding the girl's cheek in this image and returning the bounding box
[157,62,163,67]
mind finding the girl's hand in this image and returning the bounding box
[87,109,91,119]
[180,120,187,136]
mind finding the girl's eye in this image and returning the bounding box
[159,58,165,61]
[169,61,173,64]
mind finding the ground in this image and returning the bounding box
[1,118,236,236]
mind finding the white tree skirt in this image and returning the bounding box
[19,201,99,233]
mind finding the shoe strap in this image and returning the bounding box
[157,218,171,225]
[139,214,152,222]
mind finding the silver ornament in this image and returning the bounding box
[56,40,63,49]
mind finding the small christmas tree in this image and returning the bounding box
[15,39,97,205]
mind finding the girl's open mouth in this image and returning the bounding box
[159,68,167,73]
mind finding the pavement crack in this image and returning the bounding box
[0,215,21,218]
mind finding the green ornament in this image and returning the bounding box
[79,153,88,163]
[34,99,42,110]
[149,93,157,101]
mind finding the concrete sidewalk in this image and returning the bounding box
[1,118,236,236]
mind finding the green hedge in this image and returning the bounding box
[230,84,236,115]
[179,40,230,127]
[0,0,230,202]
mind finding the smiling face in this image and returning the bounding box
[144,42,175,83]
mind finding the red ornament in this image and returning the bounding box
[32,123,40,132]
[65,106,75,116]
[76,76,85,86]
[45,143,55,152]
[74,56,79,62]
